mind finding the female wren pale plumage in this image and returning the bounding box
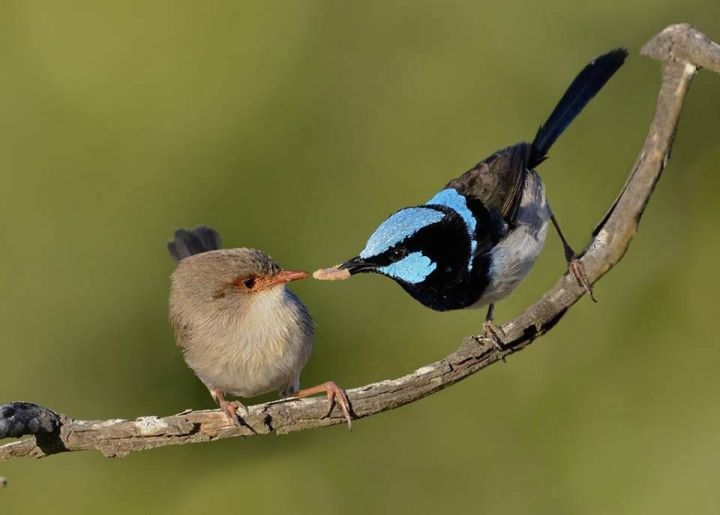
[168,226,352,428]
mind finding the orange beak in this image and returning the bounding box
[259,270,310,290]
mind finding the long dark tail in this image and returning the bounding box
[529,48,627,168]
[167,226,222,262]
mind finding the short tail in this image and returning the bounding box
[167,226,222,262]
[529,48,627,168]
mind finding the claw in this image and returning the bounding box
[212,388,255,432]
[327,383,353,431]
[569,257,597,302]
[230,400,250,418]
[293,381,353,430]
[219,399,239,424]
[476,320,508,362]
[473,305,507,360]
[481,319,506,352]
[549,212,597,303]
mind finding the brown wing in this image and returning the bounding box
[170,310,194,352]
[445,142,531,225]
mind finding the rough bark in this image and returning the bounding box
[1,23,717,461]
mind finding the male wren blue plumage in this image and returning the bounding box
[168,226,352,428]
[315,49,627,344]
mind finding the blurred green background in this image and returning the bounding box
[1,1,719,513]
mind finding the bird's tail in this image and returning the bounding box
[529,48,627,169]
[167,226,222,262]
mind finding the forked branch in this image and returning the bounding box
[2,23,718,461]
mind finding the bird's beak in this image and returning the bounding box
[262,270,309,289]
[339,256,377,274]
[313,256,376,281]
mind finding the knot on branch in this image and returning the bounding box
[641,23,720,72]
[0,402,61,439]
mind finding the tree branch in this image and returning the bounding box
[2,23,717,461]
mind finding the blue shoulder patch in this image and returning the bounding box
[359,207,445,259]
[377,251,437,284]
[426,188,477,269]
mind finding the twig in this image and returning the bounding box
[1,23,717,461]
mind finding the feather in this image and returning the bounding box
[167,226,222,262]
[192,226,222,251]
[359,207,446,259]
[530,48,627,167]
[377,251,437,284]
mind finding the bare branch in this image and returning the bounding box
[1,23,717,461]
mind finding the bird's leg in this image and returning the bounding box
[211,388,249,427]
[549,211,597,302]
[291,381,353,430]
[477,304,506,352]
[211,389,238,422]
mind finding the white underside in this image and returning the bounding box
[473,172,550,307]
[181,287,312,398]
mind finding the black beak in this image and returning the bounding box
[339,256,377,275]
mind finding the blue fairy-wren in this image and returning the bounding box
[168,226,352,427]
[315,49,627,343]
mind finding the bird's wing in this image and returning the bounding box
[445,142,531,227]
[425,191,507,264]
[169,313,194,351]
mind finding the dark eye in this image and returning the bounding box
[242,277,256,289]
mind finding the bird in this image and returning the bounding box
[314,49,627,344]
[168,226,352,428]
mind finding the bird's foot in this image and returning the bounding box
[219,399,249,421]
[293,381,353,430]
[550,212,597,302]
[218,398,237,421]
[220,400,257,433]
[212,389,255,431]
[477,319,507,354]
[568,256,597,302]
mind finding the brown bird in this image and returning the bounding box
[168,226,352,428]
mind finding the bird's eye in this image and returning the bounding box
[242,277,256,289]
[391,248,407,260]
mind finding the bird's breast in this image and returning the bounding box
[177,288,314,398]
[474,171,549,306]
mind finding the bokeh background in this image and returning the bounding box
[1,1,719,513]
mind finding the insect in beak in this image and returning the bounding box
[313,256,377,281]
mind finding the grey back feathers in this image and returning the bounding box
[446,143,531,226]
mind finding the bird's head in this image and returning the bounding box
[315,203,487,310]
[171,248,308,310]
